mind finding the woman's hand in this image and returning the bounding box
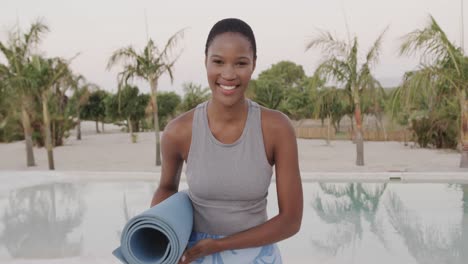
[178,238,221,264]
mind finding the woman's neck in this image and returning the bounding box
[207,98,248,124]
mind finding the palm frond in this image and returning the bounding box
[365,26,388,68]
[106,46,139,70]
[400,15,462,75]
[306,30,349,58]
[347,38,359,83]
[389,67,440,122]
[0,42,15,64]
[22,19,49,55]
[0,41,22,77]
[315,57,349,85]
[159,28,186,60]
[118,65,138,87]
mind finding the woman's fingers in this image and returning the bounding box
[179,239,216,263]
[185,245,203,263]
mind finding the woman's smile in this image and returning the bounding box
[218,83,239,95]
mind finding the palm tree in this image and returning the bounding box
[69,74,94,140]
[315,87,350,144]
[395,15,468,167]
[28,55,71,170]
[106,84,149,143]
[249,78,284,109]
[0,20,49,166]
[0,66,13,135]
[81,89,107,134]
[107,30,185,166]
[179,82,211,112]
[360,81,388,141]
[306,28,387,165]
[69,74,86,140]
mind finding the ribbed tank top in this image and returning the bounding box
[185,99,273,236]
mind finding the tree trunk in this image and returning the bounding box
[354,91,364,166]
[128,117,136,143]
[42,92,55,170]
[55,119,62,146]
[379,115,388,141]
[150,78,161,166]
[56,87,65,146]
[350,115,354,132]
[51,120,56,147]
[101,121,105,133]
[375,113,388,141]
[21,102,36,167]
[349,115,355,142]
[95,120,100,133]
[76,115,82,140]
[404,127,408,146]
[135,120,140,133]
[326,114,331,145]
[460,94,468,168]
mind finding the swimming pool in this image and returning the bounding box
[0,179,467,263]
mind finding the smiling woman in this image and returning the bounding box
[150,18,303,264]
[205,27,256,106]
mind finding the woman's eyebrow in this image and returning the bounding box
[210,54,251,61]
[237,56,251,61]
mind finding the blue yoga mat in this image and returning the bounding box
[113,191,193,264]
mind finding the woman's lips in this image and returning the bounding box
[219,84,236,90]
[218,84,238,95]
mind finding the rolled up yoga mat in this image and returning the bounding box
[113,191,193,264]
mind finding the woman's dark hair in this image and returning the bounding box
[205,18,257,59]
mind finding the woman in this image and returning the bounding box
[151,18,303,264]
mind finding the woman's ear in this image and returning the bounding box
[252,58,256,72]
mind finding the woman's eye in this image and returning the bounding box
[213,60,223,64]
[236,62,248,66]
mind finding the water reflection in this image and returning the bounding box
[117,183,157,239]
[311,182,468,264]
[0,180,466,263]
[386,191,459,264]
[0,183,85,258]
[461,185,468,262]
[116,193,131,239]
[311,183,388,256]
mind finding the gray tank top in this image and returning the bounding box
[185,99,273,236]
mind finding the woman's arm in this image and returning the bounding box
[179,111,303,263]
[150,117,187,207]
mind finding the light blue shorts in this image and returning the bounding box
[187,232,282,264]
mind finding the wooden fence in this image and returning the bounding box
[294,126,412,142]
[294,127,336,140]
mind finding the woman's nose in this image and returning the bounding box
[221,65,236,80]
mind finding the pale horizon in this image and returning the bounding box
[0,0,466,95]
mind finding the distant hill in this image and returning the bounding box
[377,76,402,88]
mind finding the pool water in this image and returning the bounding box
[0,181,467,264]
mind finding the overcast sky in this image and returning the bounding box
[0,0,466,95]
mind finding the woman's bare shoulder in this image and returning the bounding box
[259,106,294,133]
[163,109,195,147]
[258,106,296,161]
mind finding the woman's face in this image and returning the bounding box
[205,32,256,107]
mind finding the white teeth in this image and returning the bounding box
[219,85,236,90]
